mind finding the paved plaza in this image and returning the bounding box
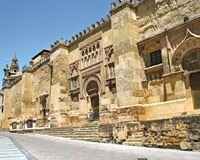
[0,133,200,160]
[0,136,28,160]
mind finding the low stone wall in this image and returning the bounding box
[99,124,114,143]
[141,115,200,150]
[99,115,200,150]
[99,122,141,144]
[0,129,9,132]
[8,114,200,151]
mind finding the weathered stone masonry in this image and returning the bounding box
[1,0,200,150]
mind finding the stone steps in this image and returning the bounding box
[45,123,100,142]
[126,138,142,142]
[48,131,99,134]
[123,132,143,146]
[73,138,100,142]
[48,132,99,136]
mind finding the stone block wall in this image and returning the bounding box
[10,80,22,119]
[99,115,200,150]
[100,105,145,124]
[99,122,141,144]
[141,115,200,150]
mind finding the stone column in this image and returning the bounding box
[32,118,37,128]
[17,121,20,130]
[160,35,170,74]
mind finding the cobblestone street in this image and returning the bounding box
[0,133,200,160]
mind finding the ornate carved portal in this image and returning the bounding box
[171,28,200,110]
[86,80,100,120]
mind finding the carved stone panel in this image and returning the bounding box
[69,61,79,77]
[105,45,114,63]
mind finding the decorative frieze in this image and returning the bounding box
[80,40,102,70]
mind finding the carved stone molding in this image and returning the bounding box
[172,29,200,72]
[82,75,102,97]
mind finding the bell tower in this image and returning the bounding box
[10,54,19,75]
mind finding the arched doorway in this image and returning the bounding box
[182,48,200,109]
[41,97,47,119]
[86,81,100,120]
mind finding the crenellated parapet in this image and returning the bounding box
[49,15,110,50]
[50,38,68,52]
[22,65,31,73]
[67,15,110,46]
[111,0,135,9]
[110,0,144,14]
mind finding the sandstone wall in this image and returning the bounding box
[112,6,144,107]
[141,115,200,150]
[137,0,200,111]
[1,88,11,128]
[21,72,33,120]
[100,105,145,125]
[32,64,51,119]
[10,80,22,120]
[0,92,3,126]
[137,0,200,39]
[99,122,141,144]
[50,47,69,127]
[144,98,186,120]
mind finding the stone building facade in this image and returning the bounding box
[0,0,200,149]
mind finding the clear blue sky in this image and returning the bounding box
[0,0,115,88]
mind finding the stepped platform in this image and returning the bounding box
[42,122,101,142]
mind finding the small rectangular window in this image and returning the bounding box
[150,50,162,66]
